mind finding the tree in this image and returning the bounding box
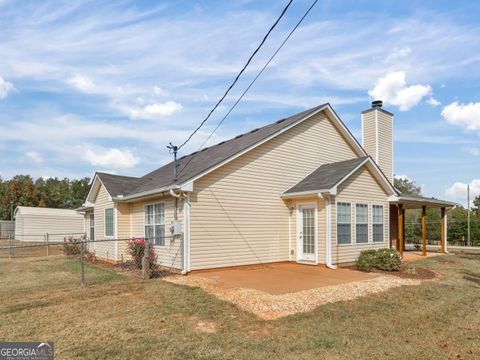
[473,195,480,217]
[0,175,91,220]
[394,177,422,196]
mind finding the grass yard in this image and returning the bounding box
[0,254,479,359]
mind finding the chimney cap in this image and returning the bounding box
[372,100,383,108]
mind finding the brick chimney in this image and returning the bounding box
[361,100,394,183]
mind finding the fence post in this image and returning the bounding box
[80,241,85,287]
[8,234,13,258]
[142,239,151,280]
[46,233,49,256]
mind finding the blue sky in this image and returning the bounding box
[0,0,479,205]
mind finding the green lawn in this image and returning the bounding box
[0,254,479,359]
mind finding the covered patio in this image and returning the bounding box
[390,195,457,258]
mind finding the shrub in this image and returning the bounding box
[356,249,378,272]
[127,238,156,270]
[63,236,82,255]
[375,248,402,271]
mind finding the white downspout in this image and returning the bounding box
[182,194,191,275]
[326,195,337,269]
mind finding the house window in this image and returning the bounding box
[356,204,368,243]
[104,208,114,237]
[337,202,351,245]
[89,214,95,241]
[372,205,384,242]
[145,203,165,246]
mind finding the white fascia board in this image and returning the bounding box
[281,189,330,199]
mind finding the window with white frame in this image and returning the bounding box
[356,204,368,243]
[104,208,114,237]
[145,203,165,246]
[337,202,351,245]
[372,205,384,242]
[89,214,95,241]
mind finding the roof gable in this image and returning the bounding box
[282,156,396,198]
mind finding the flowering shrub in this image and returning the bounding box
[356,248,401,272]
[63,236,82,255]
[375,248,401,271]
[127,238,156,270]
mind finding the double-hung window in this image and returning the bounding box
[104,208,114,237]
[337,202,351,245]
[356,204,368,243]
[145,203,165,246]
[372,205,384,242]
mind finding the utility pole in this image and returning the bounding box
[467,184,471,247]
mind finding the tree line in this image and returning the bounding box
[0,175,90,220]
[395,178,480,246]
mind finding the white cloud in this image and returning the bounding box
[25,151,43,163]
[467,147,480,156]
[68,73,95,93]
[368,72,432,111]
[441,102,480,131]
[122,101,183,120]
[386,46,411,62]
[153,86,168,96]
[83,146,139,169]
[395,174,411,182]
[0,76,13,99]
[445,179,480,207]
[427,97,441,107]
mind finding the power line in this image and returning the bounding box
[177,0,294,150]
[176,0,319,179]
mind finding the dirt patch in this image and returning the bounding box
[196,321,217,334]
[164,275,420,320]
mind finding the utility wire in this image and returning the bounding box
[176,0,318,179]
[177,0,294,150]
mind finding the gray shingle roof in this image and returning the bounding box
[96,172,143,197]
[117,104,328,197]
[283,157,369,195]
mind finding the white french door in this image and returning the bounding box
[296,204,317,263]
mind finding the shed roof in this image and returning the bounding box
[14,206,82,218]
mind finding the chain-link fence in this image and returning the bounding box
[0,235,179,288]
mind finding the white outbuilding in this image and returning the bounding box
[14,206,85,242]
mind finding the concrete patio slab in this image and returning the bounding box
[190,263,377,295]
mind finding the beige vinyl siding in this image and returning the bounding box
[332,166,390,264]
[115,202,131,260]
[362,109,393,183]
[93,184,117,261]
[377,110,393,182]
[361,111,376,159]
[190,110,358,270]
[129,195,183,269]
[14,208,84,242]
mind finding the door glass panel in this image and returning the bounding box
[302,208,315,255]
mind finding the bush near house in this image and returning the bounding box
[356,249,378,272]
[356,248,402,272]
[127,238,156,269]
[63,236,84,255]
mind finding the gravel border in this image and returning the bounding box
[164,274,421,320]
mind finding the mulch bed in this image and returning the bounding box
[371,264,437,280]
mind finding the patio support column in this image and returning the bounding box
[402,208,406,251]
[422,206,427,256]
[441,207,446,255]
[398,204,404,258]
